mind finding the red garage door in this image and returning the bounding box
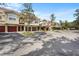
[0,26,5,32]
[8,26,17,32]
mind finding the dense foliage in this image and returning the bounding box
[72,9,79,29]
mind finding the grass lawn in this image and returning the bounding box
[19,31,34,37]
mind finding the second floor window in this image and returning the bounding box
[8,14,16,20]
[9,17,16,20]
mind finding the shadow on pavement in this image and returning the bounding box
[25,36,79,56]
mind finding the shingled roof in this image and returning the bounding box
[0,7,19,15]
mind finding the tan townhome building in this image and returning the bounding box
[0,7,20,32]
[0,7,51,32]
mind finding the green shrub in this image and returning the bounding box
[21,32,34,37]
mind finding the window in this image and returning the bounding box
[8,14,16,20]
[9,17,16,20]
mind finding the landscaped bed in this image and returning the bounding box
[19,32,35,37]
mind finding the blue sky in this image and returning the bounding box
[32,3,79,22]
[2,3,79,22]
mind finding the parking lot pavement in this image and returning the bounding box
[0,31,79,56]
[24,31,79,56]
[0,33,25,55]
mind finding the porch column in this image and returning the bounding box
[31,26,32,31]
[36,26,38,31]
[39,26,41,31]
[5,25,8,33]
[24,25,25,31]
[44,27,45,31]
[17,26,18,32]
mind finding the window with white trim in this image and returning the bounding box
[8,14,17,20]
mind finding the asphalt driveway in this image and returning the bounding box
[0,31,79,56]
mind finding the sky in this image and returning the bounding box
[1,3,79,22]
[32,3,79,22]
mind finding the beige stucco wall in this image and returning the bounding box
[0,10,6,23]
[0,9,19,25]
[6,13,19,24]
